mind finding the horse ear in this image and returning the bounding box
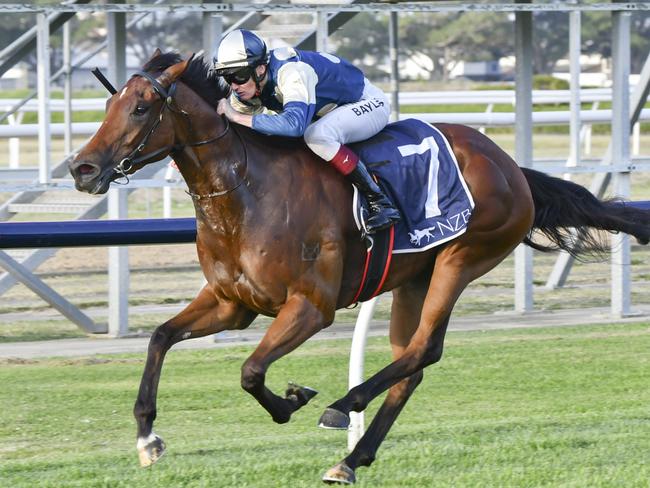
[156,53,195,88]
[148,48,163,62]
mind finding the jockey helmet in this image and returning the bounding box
[213,29,268,76]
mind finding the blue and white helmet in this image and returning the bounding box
[213,29,268,75]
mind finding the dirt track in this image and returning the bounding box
[37,242,200,273]
[2,303,650,360]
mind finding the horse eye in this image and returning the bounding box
[133,104,149,116]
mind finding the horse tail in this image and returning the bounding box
[521,167,650,259]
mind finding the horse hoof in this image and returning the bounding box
[322,462,356,484]
[318,407,350,430]
[137,433,166,467]
[286,382,319,407]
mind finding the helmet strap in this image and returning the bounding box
[252,65,267,97]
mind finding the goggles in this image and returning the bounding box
[222,67,254,85]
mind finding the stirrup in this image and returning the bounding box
[365,208,397,234]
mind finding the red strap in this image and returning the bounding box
[351,226,395,304]
[329,145,358,176]
[368,226,394,299]
[351,247,372,304]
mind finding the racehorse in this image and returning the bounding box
[68,52,650,484]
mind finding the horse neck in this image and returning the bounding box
[172,106,249,203]
[167,90,317,232]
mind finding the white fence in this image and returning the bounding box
[1,88,647,170]
[0,87,629,112]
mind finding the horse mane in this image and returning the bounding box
[234,125,309,151]
[142,51,307,151]
[142,51,229,109]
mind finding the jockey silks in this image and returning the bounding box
[228,46,390,162]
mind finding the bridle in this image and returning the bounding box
[114,70,247,199]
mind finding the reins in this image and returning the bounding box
[184,124,248,200]
[114,70,247,199]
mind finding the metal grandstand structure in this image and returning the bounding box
[0,1,649,336]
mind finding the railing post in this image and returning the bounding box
[347,297,379,451]
[107,3,130,336]
[202,10,222,58]
[315,10,329,53]
[8,112,23,169]
[388,11,399,123]
[567,2,581,171]
[108,188,129,337]
[514,1,533,313]
[36,12,51,184]
[63,20,73,155]
[610,5,631,317]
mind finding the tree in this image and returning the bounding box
[127,12,204,64]
[331,13,389,80]
[532,12,569,74]
[66,11,204,65]
[630,11,650,73]
[400,12,514,81]
[0,12,35,51]
[582,10,650,74]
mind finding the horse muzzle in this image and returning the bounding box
[68,159,111,194]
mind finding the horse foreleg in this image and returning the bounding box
[323,282,429,484]
[240,293,330,424]
[134,285,257,467]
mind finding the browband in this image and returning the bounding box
[132,70,176,102]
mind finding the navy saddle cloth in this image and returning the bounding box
[350,118,475,254]
[348,118,475,303]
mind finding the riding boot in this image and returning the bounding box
[346,160,401,234]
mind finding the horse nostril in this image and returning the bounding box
[70,160,100,179]
[78,164,96,175]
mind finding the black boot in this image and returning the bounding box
[347,161,400,234]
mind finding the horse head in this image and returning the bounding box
[69,51,198,195]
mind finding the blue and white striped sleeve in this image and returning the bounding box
[252,62,317,137]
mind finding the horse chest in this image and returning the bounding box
[227,272,280,315]
[205,253,283,315]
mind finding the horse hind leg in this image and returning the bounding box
[134,285,257,467]
[322,371,424,485]
[325,243,510,437]
[318,210,527,430]
[323,281,430,484]
[319,230,526,483]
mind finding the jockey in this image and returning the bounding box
[213,29,400,234]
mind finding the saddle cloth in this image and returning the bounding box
[351,118,475,254]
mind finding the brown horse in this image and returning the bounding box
[69,52,650,484]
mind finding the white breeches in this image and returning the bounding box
[303,79,391,161]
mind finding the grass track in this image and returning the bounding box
[2,322,650,487]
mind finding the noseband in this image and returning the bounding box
[114,70,233,187]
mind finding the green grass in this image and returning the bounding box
[0,89,106,99]
[1,323,650,487]
[0,89,108,123]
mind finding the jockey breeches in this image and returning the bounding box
[303,79,391,163]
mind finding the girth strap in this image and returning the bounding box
[351,226,394,304]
